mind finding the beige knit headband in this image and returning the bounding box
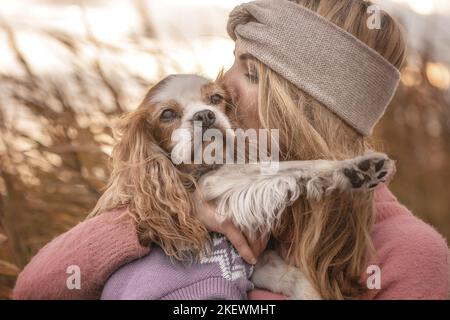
[227,0,400,136]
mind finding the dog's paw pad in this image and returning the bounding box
[343,168,366,188]
[342,152,395,191]
[357,159,371,171]
[374,159,385,171]
[377,171,388,179]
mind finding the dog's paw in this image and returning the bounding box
[339,152,395,191]
[251,250,322,300]
[251,250,297,297]
[303,152,395,200]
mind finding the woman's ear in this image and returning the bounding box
[92,108,209,260]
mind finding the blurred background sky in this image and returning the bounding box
[0,0,449,299]
[0,0,449,85]
[0,0,449,142]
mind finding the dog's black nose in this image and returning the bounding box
[193,110,216,128]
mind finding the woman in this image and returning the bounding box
[13,0,449,300]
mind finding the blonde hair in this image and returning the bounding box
[257,0,406,299]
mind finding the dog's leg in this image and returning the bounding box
[251,250,321,300]
[273,151,395,200]
[199,151,394,237]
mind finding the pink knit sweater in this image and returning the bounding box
[13,186,449,300]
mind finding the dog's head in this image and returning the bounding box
[136,74,235,171]
[92,74,235,260]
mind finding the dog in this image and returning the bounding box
[92,74,395,299]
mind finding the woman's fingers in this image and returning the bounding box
[246,232,269,260]
[191,189,261,265]
[221,221,257,265]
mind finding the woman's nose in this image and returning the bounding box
[221,71,238,103]
[220,70,230,88]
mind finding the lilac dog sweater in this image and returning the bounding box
[101,234,254,300]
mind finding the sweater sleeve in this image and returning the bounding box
[13,207,150,300]
[368,209,449,300]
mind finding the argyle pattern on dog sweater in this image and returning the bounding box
[101,233,254,300]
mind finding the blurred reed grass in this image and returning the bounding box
[0,2,449,300]
[0,3,177,298]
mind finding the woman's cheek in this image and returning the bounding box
[242,85,260,128]
[238,93,260,129]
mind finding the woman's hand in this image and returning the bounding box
[192,190,268,265]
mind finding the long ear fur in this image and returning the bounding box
[89,108,209,261]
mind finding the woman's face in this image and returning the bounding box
[222,41,260,130]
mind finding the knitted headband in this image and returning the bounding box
[227,0,401,136]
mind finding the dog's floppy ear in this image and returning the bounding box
[91,103,208,261]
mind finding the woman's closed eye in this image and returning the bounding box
[245,65,259,84]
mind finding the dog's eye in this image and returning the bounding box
[160,109,177,122]
[210,94,223,105]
